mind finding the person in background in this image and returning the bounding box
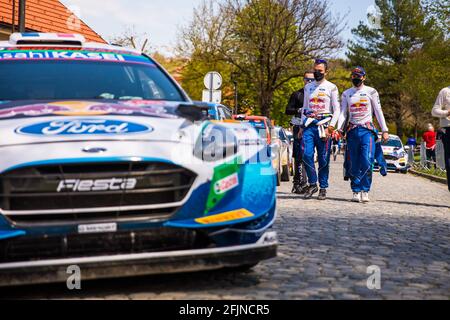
[285,71,315,194]
[407,136,417,150]
[422,124,437,168]
[300,59,341,200]
[431,86,450,192]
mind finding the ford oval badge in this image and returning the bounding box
[16,119,152,136]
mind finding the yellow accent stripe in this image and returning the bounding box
[195,209,254,225]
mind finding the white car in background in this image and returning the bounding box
[376,134,410,174]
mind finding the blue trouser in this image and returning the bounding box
[347,127,376,192]
[344,139,387,178]
[301,126,331,189]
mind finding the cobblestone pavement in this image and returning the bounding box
[2,157,449,300]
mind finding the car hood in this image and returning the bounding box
[381,145,405,156]
[0,100,202,147]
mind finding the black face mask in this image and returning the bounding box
[352,78,364,87]
[314,71,325,82]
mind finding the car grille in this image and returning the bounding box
[0,162,196,225]
[384,155,400,161]
[0,228,214,263]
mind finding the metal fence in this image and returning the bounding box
[408,141,447,178]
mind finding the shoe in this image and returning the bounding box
[380,166,387,176]
[304,185,319,199]
[361,192,370,203]
[296,185,308,195]
[352,192,362,203]
[317,189,327,200]
[292,184,306,195]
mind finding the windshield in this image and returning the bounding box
[382,139,403,148]
[0,56,185,101]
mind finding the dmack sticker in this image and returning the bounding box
[16,119,152,136]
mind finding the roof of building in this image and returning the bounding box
[0,0,106,43]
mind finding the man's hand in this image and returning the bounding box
[328,126,335,135]
[382,132,389,142]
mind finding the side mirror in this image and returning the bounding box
[270,143,280,157]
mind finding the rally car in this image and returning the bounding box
[0,33,278,286]
[374,134,410,174]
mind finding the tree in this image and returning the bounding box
[402,37,450,136]
[422,0,450,34]
[220,0,345,116]
[109,26,151,52]
[176,1,237,107]
[178,0,345,117]
[347,0,442,138]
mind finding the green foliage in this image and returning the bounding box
[347,0,447,138]
[178,0,344,124]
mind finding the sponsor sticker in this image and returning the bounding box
[0,50,153,65]
[57,178,137,192]
[78,223,117,234]
[195,209,254,225]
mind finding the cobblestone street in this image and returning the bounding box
[3,157,449,300]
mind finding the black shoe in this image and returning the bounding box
[304,185,319,199]
[318,189,327,200]
[292,184,306,195]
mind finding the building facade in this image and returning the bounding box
[0,0,105,42]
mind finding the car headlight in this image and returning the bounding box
[194,124,238,162]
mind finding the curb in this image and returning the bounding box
[410,169,448,185]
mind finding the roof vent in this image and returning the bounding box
[9,33,85,46]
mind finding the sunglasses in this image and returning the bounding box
[304,77,315,82]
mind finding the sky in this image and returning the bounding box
[60,0,376,56]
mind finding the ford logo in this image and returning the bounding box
[16,119,152,136]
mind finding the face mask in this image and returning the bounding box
[352,78,363,87]
[314,71,325,82]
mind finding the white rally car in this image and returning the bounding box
[375,134,410,174]
[0,33,278,286]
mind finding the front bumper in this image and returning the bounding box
[0,231,277,287]
[375,159,410,171]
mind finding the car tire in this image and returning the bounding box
[401,170,408,174]
[281,164,290,182]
